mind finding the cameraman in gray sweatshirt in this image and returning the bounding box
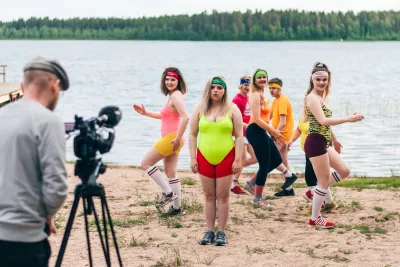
[0,57,70,267]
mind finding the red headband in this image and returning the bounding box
[166,71,179,80]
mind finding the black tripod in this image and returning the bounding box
[55,158,123,267]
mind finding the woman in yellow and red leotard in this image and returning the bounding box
[189,76,243,246]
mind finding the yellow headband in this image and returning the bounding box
[268,83,282,90]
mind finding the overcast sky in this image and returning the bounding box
[1,0,399,21]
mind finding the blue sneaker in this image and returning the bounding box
[199,230,215,245]
[215,231,227,246]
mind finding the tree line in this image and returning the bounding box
[0,9,399,41]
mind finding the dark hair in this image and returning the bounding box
[160,67,187,96]
[268,78,283,87]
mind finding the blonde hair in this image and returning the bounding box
[200,75,230,115]
[160,66,188,96]
[302,63,332,121]
[238,75,251,90]
[250,68,268,105]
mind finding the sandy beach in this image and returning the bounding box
[49,164,400,267]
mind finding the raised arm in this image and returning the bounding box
[189,104,201,173]
[307,94,364,126]
[133,104,162,119]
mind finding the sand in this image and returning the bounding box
[49,164,400,267]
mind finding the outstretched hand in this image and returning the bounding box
[133,104,146,115]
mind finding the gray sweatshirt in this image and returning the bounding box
[0,98,68,242]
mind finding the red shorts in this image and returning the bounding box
[197,148,235,178]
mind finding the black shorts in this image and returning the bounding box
[304,133,328,158]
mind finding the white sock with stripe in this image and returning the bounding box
[329,168,342,185]
[146,166,171,194]
[169,177,181,209]
[311,186,327,220]
[282,168,293,178]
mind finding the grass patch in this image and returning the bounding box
[181,177,197,185]
[159,212,183,228]
[154,248,184,267]
[113,219,145,227]
[332,177,400,190]
[336,224,387,236]
[182,197,203,214]
[139,200,156,206]
[351,201,362,209]
[231,216,244,225]
[269,177,400,191]
[375,212,400,222]
[250,211,266,219]
[246,245,267,255]
[129,236,150,247]
[268,182,307,189]
[374,206,384,212]
[325,254,349,263]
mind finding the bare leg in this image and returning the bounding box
[244,144,257,167]
[141,147,165,170]
[216,175,233,231]
[199,174,216,230]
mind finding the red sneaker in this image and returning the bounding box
[231,185,247,194]
[309,216,335,229]
[303,189,313,202]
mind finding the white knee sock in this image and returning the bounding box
[329,168,342,185]
[169,177,181,209]
[146,166,171,194]
[325,187,333,204]
[311,186,327,220]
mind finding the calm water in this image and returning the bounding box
[1,40,400,176]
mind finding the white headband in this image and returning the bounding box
[311,71,329,81]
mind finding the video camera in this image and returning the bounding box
[64,106,122,185]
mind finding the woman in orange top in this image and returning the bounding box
[243,69,298,208]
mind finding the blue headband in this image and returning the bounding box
[240,78,250,85]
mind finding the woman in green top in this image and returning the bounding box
[189,76,243,246]
[303,62,364,229]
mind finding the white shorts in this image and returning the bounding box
[233,136,249,145]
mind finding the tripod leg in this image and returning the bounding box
[55,192,81,267]
[89,197,111,266]
[102,195,124,266]
[83,197,94,267]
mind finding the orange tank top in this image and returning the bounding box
[249,99,271,124]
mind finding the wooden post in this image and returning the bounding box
[0,65,7,83]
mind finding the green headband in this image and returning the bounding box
[211,77,226,89]
[255,70,268,79]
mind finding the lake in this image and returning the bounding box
[1,40,399,177]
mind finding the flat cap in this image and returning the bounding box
[23,56,70,90]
